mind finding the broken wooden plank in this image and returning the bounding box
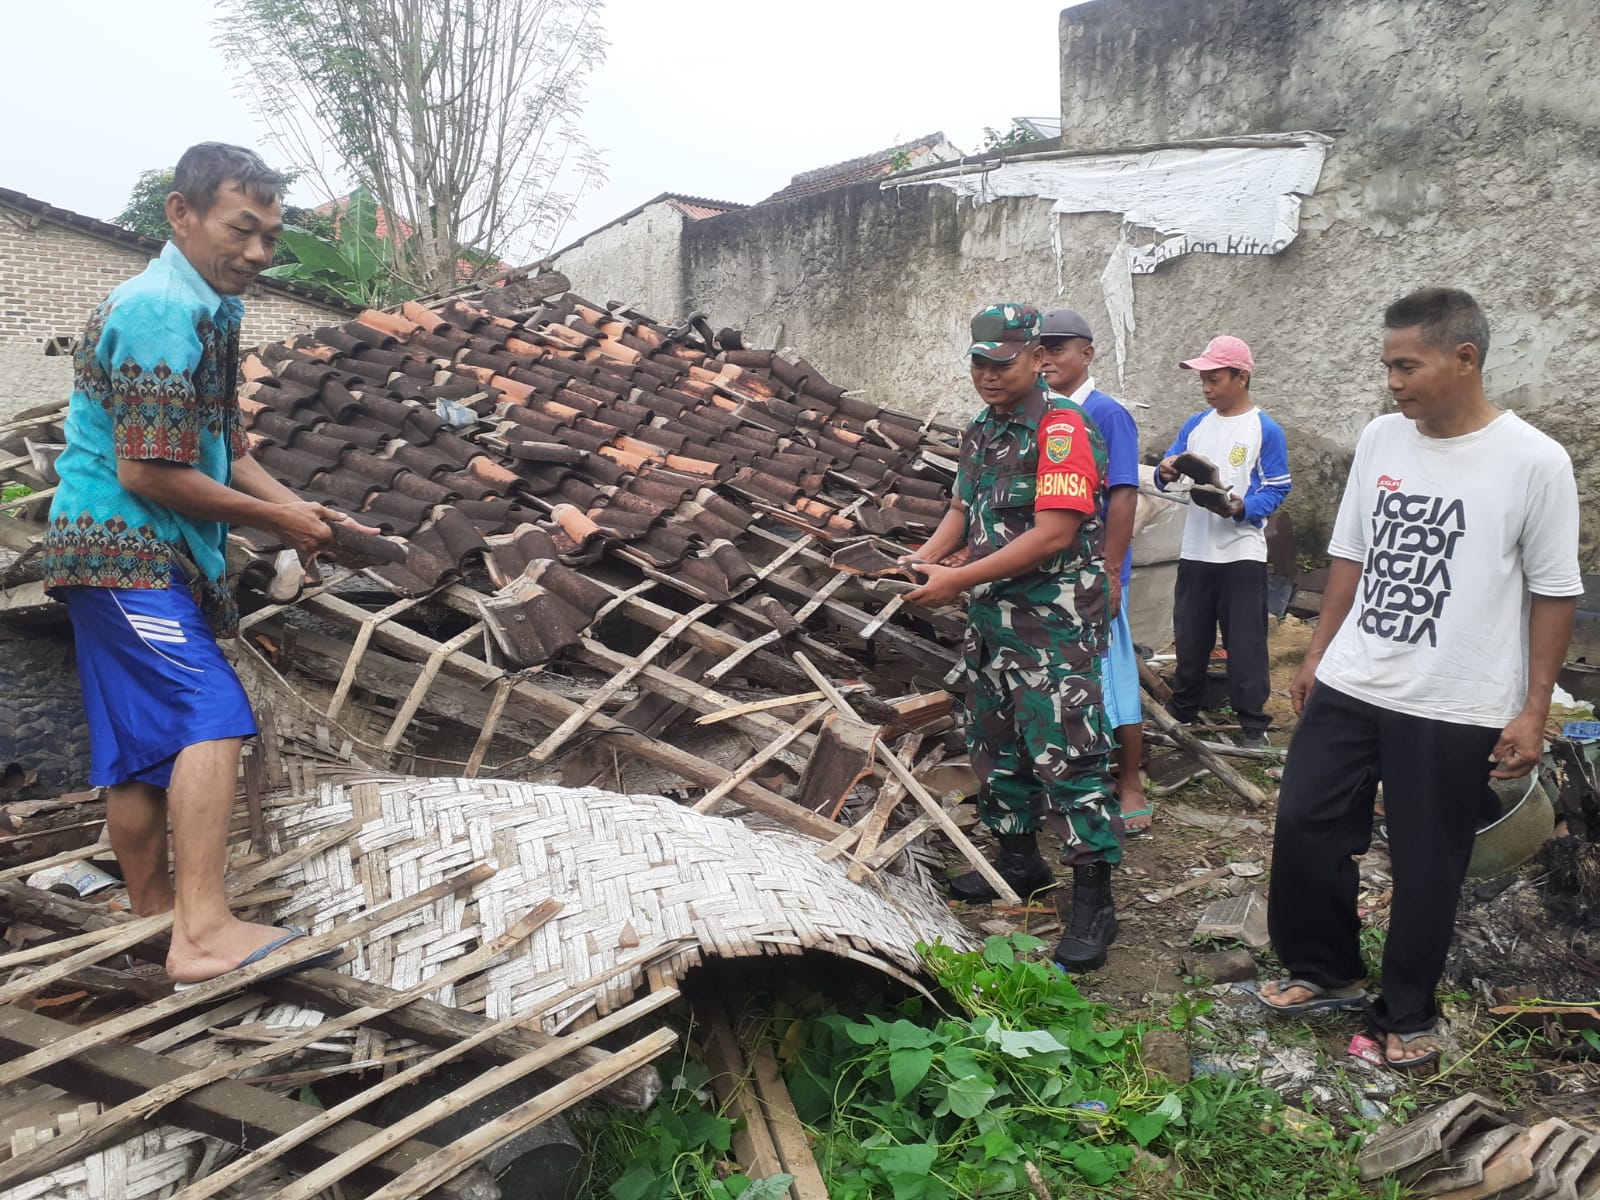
[748,1039,831,1199]
[696,690,828,725]
[849,741,941,884]
[697,1000,784,1183]
[0,1005,494,1200]
[692,703,832,816]
[1145,703,1270,809]
[528,601,717,762]
[464,678,515,777]
[574,637,807,746]
[323,594,429,721]
[796,652,1019,905]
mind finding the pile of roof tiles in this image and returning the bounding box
[235,291,962,665]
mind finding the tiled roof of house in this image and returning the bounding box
[223,289,961,664]
[759,134,957,204]
[661,194,746,220]
[551,192,746,258]
[0,187,357,313]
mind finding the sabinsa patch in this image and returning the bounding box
[1038,472,1090,500]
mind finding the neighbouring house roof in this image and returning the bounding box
[0,187,357,313]
[759,133,962,204]
[551,191,747,258]
[312,193,513,281]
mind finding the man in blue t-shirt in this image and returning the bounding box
[43,142,374,988]
[1038,309,1150,836]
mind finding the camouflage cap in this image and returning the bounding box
[968,303,1041,362]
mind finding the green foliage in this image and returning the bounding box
[583,936,1402,1199]
[261,188,410,305]
[981,122,1040,152]
[113,165,338,268]
[578,1058,793,1200]
[1,484,35,505]
[114,168,178,241]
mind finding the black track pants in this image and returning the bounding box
[1268,682,1500,1033]
[1168,558,1271,735]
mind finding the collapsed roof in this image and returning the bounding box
[1,283,988,858]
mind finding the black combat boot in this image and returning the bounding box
[1052,862,1118,971]
[946,833,1056,902]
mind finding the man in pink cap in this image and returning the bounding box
[1155,335,1291,748]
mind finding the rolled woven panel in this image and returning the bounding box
[262,777,977,1029]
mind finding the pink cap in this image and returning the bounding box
[1180,335,1255,374]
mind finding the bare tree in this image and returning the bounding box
[219,0,607,294]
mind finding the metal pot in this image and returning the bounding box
[1466,770,1556,880]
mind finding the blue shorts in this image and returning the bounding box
[1100,604,1143,730]
[62,586,257,788]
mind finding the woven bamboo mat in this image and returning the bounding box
[261,776,977,1032]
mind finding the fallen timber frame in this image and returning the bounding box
[295,591,843,840]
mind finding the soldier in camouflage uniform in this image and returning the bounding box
[904,303,1121,972]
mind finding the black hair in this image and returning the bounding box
[1384,287,1490,367]
[1230,366,1250,389]
[172,143,285,214]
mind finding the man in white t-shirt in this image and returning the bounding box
[1156,335,1292,748]
[1258,288,1581,1073]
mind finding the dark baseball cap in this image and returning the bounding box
[968,303,1041,362]
[1040,308,1093,341]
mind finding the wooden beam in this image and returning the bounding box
[1144,703,1270,809]
[261,996,680,1200]
[359,1028,680,1200]
[0,1005,494,1200]
[301,592,842,841]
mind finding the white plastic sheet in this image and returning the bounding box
[888,133,1331,381]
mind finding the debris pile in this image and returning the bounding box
[1360,1091,1600,1199]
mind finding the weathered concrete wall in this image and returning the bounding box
[0,346,72,424]
[549,199,687,318]
[0,201,350,420]
[1056,0,1600,559]
[674,0,1600,564]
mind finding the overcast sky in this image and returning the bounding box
[6,0,1072,258]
